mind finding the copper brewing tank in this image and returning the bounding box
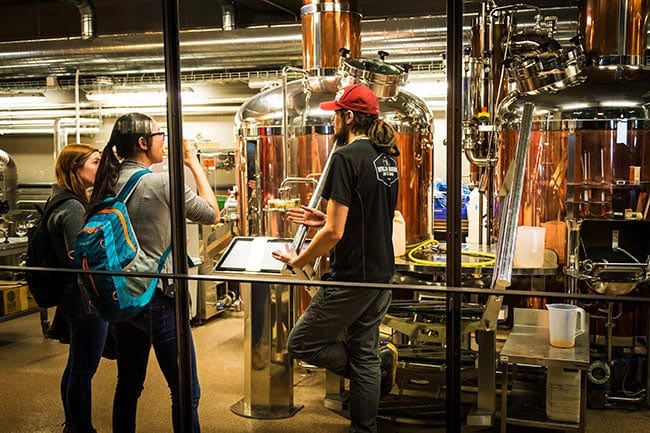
[497,0,650,330]
[301,0,361,71]
[233,0,433,243]
[498,0,650,258]
[579,0,649,65]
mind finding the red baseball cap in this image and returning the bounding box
[320,84,380,115]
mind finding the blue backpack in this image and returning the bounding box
[74,169,171,322]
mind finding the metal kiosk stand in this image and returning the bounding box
[217,236,303,419]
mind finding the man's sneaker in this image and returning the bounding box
[379,342,398,398]
[251,347,266,370]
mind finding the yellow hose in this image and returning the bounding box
[406,239,496,268]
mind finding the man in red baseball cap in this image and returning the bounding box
[273,83,399,433]
[320,83,380,115]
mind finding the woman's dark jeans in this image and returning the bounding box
[112,293,201,433]
[59,292,109,433]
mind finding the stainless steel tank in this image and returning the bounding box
[234,72,432,242]
[0,149,18,212]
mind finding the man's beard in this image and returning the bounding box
[334,123,350,145]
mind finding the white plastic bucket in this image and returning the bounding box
[546,303,587,348]
[514,225,546,268]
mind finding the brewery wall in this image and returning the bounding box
[0,114,242,184]
[0,111,453,185]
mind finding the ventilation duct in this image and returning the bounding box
[59,0,96,40]
[0,8,578,80]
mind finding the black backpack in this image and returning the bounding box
[26,191,81,308]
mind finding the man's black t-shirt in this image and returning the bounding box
[321,138,399,283]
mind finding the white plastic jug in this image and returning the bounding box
[546,366,581,422]
[514,225,546,268]
[392,210,406,257]
[546,304,587,348]
[466,188,487,245]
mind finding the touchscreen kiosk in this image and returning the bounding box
[215,236,307,274]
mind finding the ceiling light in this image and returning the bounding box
[0,118,101,127]
[0,127,100,135]
[0,91,46,105]
[85,87,198,106]
[403,80,448,98]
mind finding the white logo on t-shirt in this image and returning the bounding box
[373,154,398,186]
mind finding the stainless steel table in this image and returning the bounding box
[0,238,27,259]
[499,308,590,433]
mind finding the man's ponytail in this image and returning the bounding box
[368,119,400,156]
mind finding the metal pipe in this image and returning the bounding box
[221,3,235,31]
[281,66,309,193]
[606,302,614,363]
[606,394,647,404]
[75,69,80,143]
[464,147,497,166]
[52,118,68,160]
[479,102,534,331]
[59,0,96,40]
[493,102,534,288]
[289,139,339,255]
[279,176,319,191]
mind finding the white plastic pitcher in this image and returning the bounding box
[546,304,587,348]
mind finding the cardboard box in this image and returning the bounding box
[0,284,29,315]
[26,289,38,310]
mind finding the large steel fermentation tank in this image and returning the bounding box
[0,150,18,212]
[234,0,433,243]
[497,0,650,335]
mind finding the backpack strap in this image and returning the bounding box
[157,246,173,267]
[41,191,82,222]
[116,169,152,203]
[143,246,173,294]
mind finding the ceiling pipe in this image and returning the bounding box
[59,0,96,40]
[0,8,578,79]
[214,0,236,30]
[221,2,236,31]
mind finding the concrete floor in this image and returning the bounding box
[0,309,649,433]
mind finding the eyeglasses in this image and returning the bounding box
[149,132,166,140]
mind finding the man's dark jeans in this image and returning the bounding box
[288,285,392,433]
